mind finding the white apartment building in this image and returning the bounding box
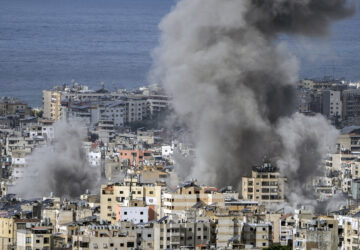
[88,151,101,167]
[91,101,126,127]
[116,206,149,224]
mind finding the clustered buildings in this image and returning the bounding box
[297,79,360,127]
[1,81,360,249]
[42,83,169,128]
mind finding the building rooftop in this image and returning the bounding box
[252,162,278,173]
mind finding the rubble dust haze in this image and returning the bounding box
[151,0,356,210]
[11,120,100,199]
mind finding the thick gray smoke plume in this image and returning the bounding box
[11,120,100,199]
[151,0,355,209]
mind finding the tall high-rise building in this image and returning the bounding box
[42,90,62,121]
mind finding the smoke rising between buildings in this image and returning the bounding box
[10,120,100,199]
[151,0,356,209]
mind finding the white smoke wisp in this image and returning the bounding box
[11,120,100,199]
[150,0,356,211]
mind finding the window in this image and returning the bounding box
[26,237,31,243]
[44,237,49,244]
[127,242,134,247]
[140,211,143,215]
[36,239,40,243]
[124,212,127,215]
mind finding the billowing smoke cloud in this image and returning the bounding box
[151,0,355,209]
[276,113,339,208]
[11,120,100,199]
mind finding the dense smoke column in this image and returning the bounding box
[151,0,355,206]
[11,121,100,199]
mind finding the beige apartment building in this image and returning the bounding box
[43,90,62,121]
[242,222,273,248]
[153,215,214,249]
[242,163,287,203]
[100,176,162,224]
[162,181,239,215]
[0,218,40,249]
[215,214,243,249]
[293,216,338,250]
[72,223,137,250]
[17,226,52,250]
[337,215,360,250]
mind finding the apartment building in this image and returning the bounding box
[292,211,338,250]
[72,223,137,250]
[91,101,126,127]
[100,177,162,224]
[338,126,360,152]
[242,162,287,203]
[343,89,360,122]
[162,181,238,215]
[119,148,152,167]
[242,223,273,249]
[43,90,62,121]
[279,214,296,246]
[322,90,342,119]
[116,205,150,224]
[17,226,52,250]
[145,95,169,117]
[215,214,243,249]
[125,97,147,122]
[137,129,155,145]
[0,218,42,249]
[337,215,360,250]
[28,124,54,140]
[0,97,32,117]
[153,214,214,249]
